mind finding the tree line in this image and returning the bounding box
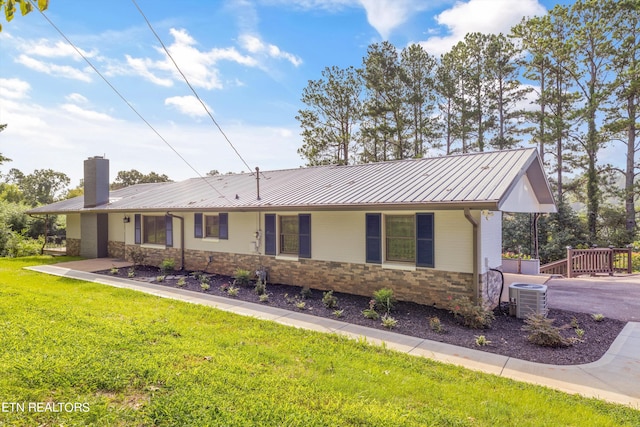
[296,0,639,261]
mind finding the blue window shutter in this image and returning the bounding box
[219,213,229,240]
[416,213,434,267]
[165,215,173,247]
[366,213,382,263]
[134,214,141,244]
[194,213,203,238]
[298,214,311,259]
[265,214,276,255]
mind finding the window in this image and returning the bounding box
[194,213,228,239]
[143,216,166,245]
[265,213,311,258]
[205,215,220,238]
[385,215,415,262]
[365,213,434,267]
[280,216,299,254]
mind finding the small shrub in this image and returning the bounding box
[110,266,119,275]
[200,275,210,285]
[522,313,572,348]
[200,283,210,291]
[127,267,136,278]
[381,313,398,329]
[254,280,266,296]
[373,288,396,313]
[156,275,165,283]
[300,286,312,299]
[475,335,491,346]
[570,316,579,329]
[259,294,269,303]
[295,301,306,310]
[429,316,444,334]
[227,285,239,297]
[362,300,379,320]
[220,282,231,292]
[128,247,146,266]
[176,277,187,287]
[448,296,494,329]
[591,313,605,322]
[322,291,338,309]
[575,328,585,339]
[232,268,252,286]
[160,258,175,274]
[333,309,344,318]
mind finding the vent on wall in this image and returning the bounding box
[508,283,548,319]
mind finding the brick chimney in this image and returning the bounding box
[81,156,109,258]
[83,156,109,208]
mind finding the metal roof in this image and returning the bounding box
[28,148,556,214]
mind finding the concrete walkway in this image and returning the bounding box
[26,262,640,409]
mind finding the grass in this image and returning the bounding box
[0,256,639,426]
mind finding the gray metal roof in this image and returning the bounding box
[28,148,556,214]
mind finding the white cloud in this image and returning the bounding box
[16,54,93,82]
[60,104,115,121]
[23,38,97,60]
[164,95,212,118]
[0,78,31,100]
[125,28,258,90]
[65,93,89,104]
[419,0,547,56]
[238,34,302,66]
[358,0,430,39]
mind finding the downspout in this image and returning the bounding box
[166,212,185,270]
[464,208,479,303]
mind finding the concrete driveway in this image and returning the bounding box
[544,275,640,322]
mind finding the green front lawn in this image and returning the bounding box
[0,256,638,426]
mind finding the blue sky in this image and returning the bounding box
[0,0,564,187]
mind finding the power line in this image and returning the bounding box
[30,1,230,200]
[132,0,255,175]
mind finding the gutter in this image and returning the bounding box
[464,208,479,303]
[166,212,185,270]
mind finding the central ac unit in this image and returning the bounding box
[508,283,548,319]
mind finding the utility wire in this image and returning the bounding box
[30,1,230,200]
[132,0,255,175]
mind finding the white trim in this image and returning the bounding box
[382,262,416,272]
[276,254,299,262]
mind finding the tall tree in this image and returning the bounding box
[296,65,363,166]
[559,0,615,241]
[16,169,70,206]
[604,0,640,240]
[400,44,439,157]
[484,33,531,150]
[361,41,409,160]
[111,170,171,189]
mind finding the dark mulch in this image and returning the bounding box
[99,265,627,366]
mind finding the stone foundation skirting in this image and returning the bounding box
[66,238,80,256]
[108,241,125,259]
[121,244,476,307]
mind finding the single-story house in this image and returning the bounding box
[28,148,556,308]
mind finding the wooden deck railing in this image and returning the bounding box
[539,247,632,278]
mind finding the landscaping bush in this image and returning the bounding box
[232,268,252,286]
[160,258,175,274]
[447,296,494,329]
[522,313,572,348]
[321,290,338,309]
[373,287,396,313]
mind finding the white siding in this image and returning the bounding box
[66,214,81,239]
[479,210,502,273]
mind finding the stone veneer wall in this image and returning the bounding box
[108,241,125,259]
[66,238,80,256]
[122,244,475,307]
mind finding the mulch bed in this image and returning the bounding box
[99,265,627,366]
